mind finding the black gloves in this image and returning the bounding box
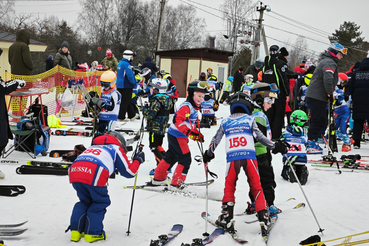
[89,98,106,109]
[272,140,290,154]
[133,151,145,164]
[203,150,215,164]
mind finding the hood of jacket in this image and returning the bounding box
[145,56,152,62]
[16,29,30,45]
[359,58,369,71]
[58,48,70,55]
[321,51,339,64]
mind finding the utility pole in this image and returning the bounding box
[155,0,166,70]
[229,0,238,76]
[251,2,270,65]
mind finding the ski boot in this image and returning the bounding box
[70,230,84,242]
[257,209,270,237]
[84,231,106,243]
[342,144,351,152]
[215,202,235,232]
[244,201,255,214]
[269,205,281,218]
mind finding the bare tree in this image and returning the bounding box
[0,0,15,20]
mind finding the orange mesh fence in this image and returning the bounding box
[3,65,105,119]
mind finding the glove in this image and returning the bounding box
[272,140,290,154]
[133,151,145,164]
[213,101,219,111]
[203,150,214,164]
[137,90,145,97]
[300,100,305,106]
[90,97,106,109]
[16,80,26,88]
[186,129,204,142]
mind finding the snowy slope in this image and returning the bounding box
[1,99,369,246]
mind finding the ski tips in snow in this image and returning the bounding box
[150,224,183,246]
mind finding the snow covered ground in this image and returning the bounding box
[1,99,369,246]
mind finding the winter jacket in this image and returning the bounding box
[140,56,158,74]
[245,64,262,82]
[116,58,136,89]
[305,52,339,102]
[100,54,118,72]
[349,58,369,120]
[8,29,34,75]
[143,94,173,135]
[262,55,289,97]
[0,79,20,147]
[54,48,72,69]
[233,70,244,92]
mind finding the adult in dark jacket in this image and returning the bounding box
[245,59,263,81]
[344,61,361,100]
[54,41,72,69]
[116,50,136,120]
[349,58,369,149]
[8,29,34,75]
[305,43,346,153]
[233,67,244,92]
[262,45,289,140]
[45,55,54,71]
[140,56,158,75]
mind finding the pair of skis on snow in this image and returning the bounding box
[0,221,28,236]
[0,185,26,197]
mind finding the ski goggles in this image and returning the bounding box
[100,82,111,88]
[251,83,280,94]
[341,48,348,55]
[190,81,210,91]
[264,97,275,104]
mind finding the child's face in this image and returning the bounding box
[193,91,205,106]
[263,102,273,111]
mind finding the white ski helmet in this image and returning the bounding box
[149,78,168,94]
[123,50,134,61]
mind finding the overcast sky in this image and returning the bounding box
[14,0,369,59]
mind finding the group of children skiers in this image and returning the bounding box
[67,52,354,242]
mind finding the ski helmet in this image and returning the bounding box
[163,74,172,80]
[107,131,127,153]
[245,74,254,83]
[251,82,278,100]
[123,50,134,61]
[132,66,142,75]
[304,74,313,86]
[100,71,116,94]
[149,78,168,94]
[290,110,308,127]
[187,80,209,98]
[328,43,347,55]
[228,76,234,82]
[338,72,349,86]
[139,67,152,79]
[230,92,255,115]
[199,72,207,81]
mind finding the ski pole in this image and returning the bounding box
[284,155,324,234]
[126,116,146,236]
[322,136,341,174]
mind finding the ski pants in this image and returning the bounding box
[248,153,276,206]
[223,159,267,212]
[266,96,286,140]
[352,119,368,145]
[154,134,191,186]
[117,88,135,120]
[306,97,328,141]
[149,132,165,165]
[334,106,351,144]
[70,182,110,235]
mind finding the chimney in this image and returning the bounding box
[209,36,215,49]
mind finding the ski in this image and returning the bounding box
[52,130,92,137]
[181,228,225,246]
[149,224,183,246]
[0,185,26,195]
[243,203,306,224]
[309,160,369,169]
[124,179,215,189]
[27,160,72,168]
[201,212,247,244]
[327,97,338,153]
[311,163,369,172]
[85,126,138,135]
[0,228,27,236]
[49,150,72,158]
[0,221,28,228]
[261,216,278,244]
[16,165,68,175]
[235,197,296,216]
[0,187,19,197]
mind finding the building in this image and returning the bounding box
[0,30,47,77]
[155,48,233,97]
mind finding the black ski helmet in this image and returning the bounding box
[107,131,127,153]
[187,80,209,98]
[230,92,255,115]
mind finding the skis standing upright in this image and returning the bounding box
[328,96,338,153]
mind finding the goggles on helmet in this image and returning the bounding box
[190,81,210,91]
[251,83,279,94]
[100,82,111,88]
[264,97,275,104]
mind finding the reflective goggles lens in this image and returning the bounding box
[264,97,275,104]
[198,82,210,90]
[100,82,110,88]
[269,83,279,92]
[341,48,348,55]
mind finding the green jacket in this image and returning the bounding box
[100,55,118,72]
[253,107,269,156]
[8,29,34,75]
[54,48,72,69]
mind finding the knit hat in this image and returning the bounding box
[269,45,279,56]
[280,47,289,56]
[48,55,53,59]
[305,60,313,69]
[254,59,263,68]
[106,49,113,57]
[353,61,361,70]
[300,61,306,68]
[61,41,69,49]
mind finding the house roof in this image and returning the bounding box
[0,30,46,45]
